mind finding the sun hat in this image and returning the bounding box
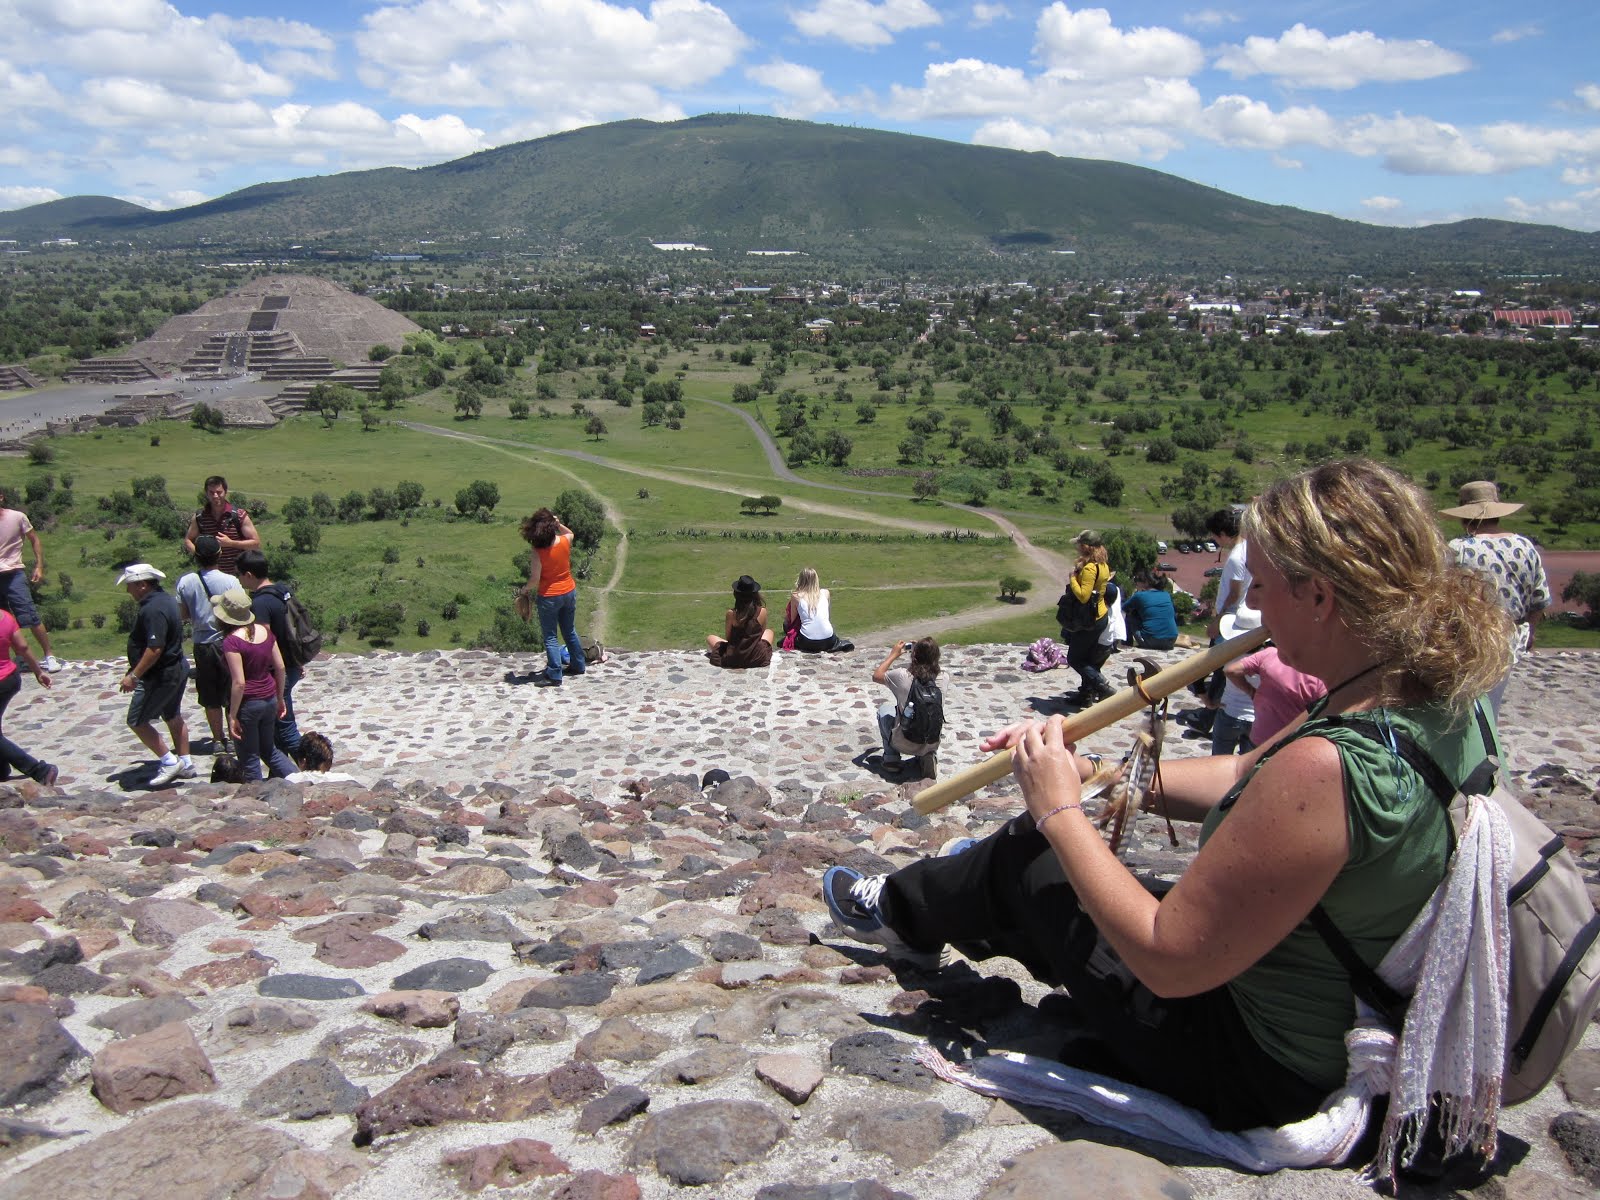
[733,574,761,595]
[210,586,256,626]
[1220,604,1262,640]
[115,563,165,585]
[1440,480,1522,520]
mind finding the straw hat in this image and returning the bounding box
[210,586,256,626]
[1440,480,1522,520]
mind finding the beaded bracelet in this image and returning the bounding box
[1036,801,1083,830]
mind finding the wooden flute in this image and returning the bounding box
[913,625,1272,816]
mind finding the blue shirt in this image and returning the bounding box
[1123,588,1178,641]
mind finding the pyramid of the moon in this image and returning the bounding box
[127,274,423,369]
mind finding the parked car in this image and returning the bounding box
[1159,562,1177,572]
[1156,540,1168,553]
[1204,566,1223,577]
[1177,542,1192,553]
[1203,540,1218,553]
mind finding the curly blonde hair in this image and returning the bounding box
[1244,458,1511,713]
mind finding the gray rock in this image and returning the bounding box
[1550,1111,1600,1185]
[30,962,110,995]
[451,1009,570,1063]
[415,910,526,942]
[546,829,600,869]
[0,1002,87,1107]
[196,843,260,867]
[598,938,670,969]
[628,1098,786,1185]
[827,1031,935,1091]
[576,1016,674,1064]
[318,1025,432,1077]
[258,973,366,1001]
[978,1142,1195,1200]
[827,1102,975,1169]
[192,883,241,911]
[636,943,703,984]
[208,999,319,1051]
[92,996,200,1039]
[129,898,219,947]
[516,973,617,1009]
[707,931,762,962]
[55,891,126,930]
[576,1084,650,1135]
[7,935,82,976]
[243,1056,368,1120]
[130,828,177,848]
[391,956,494,992]
[656,1045,750,1086]
[756,1183,914,1200]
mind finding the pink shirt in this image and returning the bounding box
[0,509,32,573]
[0,609,17,683]
[1236,646,1327,745]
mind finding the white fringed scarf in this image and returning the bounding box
[918,795,1513,1182]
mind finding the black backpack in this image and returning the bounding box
[899,677,944,745]
[267,584,323,669]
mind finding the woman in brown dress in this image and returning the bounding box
[706,575,774,669]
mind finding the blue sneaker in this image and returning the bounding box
[822,866,943,970]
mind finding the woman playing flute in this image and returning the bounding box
[824,459,1510,1133]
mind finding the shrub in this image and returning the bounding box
[553,488,605,550]
[396,480,424,510]
[442,600,460,621]
[473,611,543,653]
[999,576,1032,602]
[91,612,106,629]
[310,492,336,521]
[116,596,139,633]
[455,479,500,516]
[27,442,55,464]
[382,544,400,564]
[191,403,225,433]
[355,602,404,646]
[416,619,431,638]
[338,491,366,522]
[289,518,321,554]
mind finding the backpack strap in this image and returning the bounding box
[1306,903,1411,1028]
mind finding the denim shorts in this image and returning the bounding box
[0,571,39,629]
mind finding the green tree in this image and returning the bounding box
[455,480,500,516]
[338,490,366,522]
[553,488,605,551]
[912,473,941,502]
[289,518,321,554]
[822,430,853,467]
[999,576,1032,602]
[508,398,530,419]
[368,487,398,519]
[1562,572,1600,624]
[311,492,336,521]
[731,383,758,403]
[454,388,483,419]
[395,480,424,510]
[190,403,225,433]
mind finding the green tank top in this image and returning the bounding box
[1197,701,1492,1089]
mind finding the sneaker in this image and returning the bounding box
[176,761,197,780]
[822,866,943,970]
[533,675,562,688]
[920,751,938,780]
[41,655,64,672]
[149,759,187,787]
[35,764,59,787]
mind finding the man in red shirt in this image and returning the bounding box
[184,475,259,575]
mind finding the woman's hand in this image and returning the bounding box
[1011,716,1083,827]
[229,716,243,740]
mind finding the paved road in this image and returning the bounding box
[0,373,279,440]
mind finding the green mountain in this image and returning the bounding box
[3,114,1595,276]
[0,195,151,237]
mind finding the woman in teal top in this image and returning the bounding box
[824,460,1511,1130]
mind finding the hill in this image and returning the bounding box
[2,115,1596,276]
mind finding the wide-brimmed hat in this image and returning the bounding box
[1220,604,1262,640]
[210,586,256,626]
[732,574,761,596]
[1441,480,1522,520]
[115,563,165,585]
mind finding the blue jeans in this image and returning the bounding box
[0,670,44,780]
[238,694,295,780]
[1211,711,1255,757]
[535,590,585,682]
[274,665,303,755]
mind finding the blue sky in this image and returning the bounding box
[4,1,1598,231]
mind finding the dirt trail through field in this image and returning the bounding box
[403,418,1072,644]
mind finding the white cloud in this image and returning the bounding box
[884,58,1034,119]
[204,16,335,51]
[12,0,171,35]
[1182,9,1238,31]
[1504,188,1600,230]
[747,59,840,117]
[1361,195,1402,210]
[1576,84,1600,112]
[1214,23,1470,90]
[1490,26,1540,45]
[790,0,941,49]
[970,3,1010,27]
[356,0,747,107]
[1271,154,1302,169]
[0,59,63,112]
[974,113,1185,161]
[262,49,339,82]
[0,184,63,211]
[114,189,206,211]
[1200,94,1336,150]
[1035,5,1203,80]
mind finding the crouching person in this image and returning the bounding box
[872,637,943,779]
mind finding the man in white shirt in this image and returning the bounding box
[175,535,238,753]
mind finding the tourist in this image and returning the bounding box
[212,586,293,781]
[116,563,194,787]
[0,601,57,786]
[174,534,238,753]
[1210,606,1258,756]
[0,485,64,672]
[184,475,259,575]
[234,550,306,755]
[1224,641,1328,749]
[518,507,587,688]
[871,637,943,779]
[1122,570,1178,650]
[705,574,774,669]
[285,731,368,786]
[1059,530,1113,704]
[824,459,1509,1138]
[1442,480,1551,716]
[786,567,851,653]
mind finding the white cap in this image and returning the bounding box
[115,563,166,584]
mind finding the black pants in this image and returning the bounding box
[1064,625,1111,695]
[878,816,1327,1131]
[0,670,44,780]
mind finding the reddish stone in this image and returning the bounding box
[275,892,338,918]
[839,965,893,985]
[0,898,50,922]
[360,990,459,1028]
[62,834,111,857]
[223,851,300,875]
[549,1171,641,1200]
[440,1138,569,1191]
[207,937,255,954]
[179,951,275,990]
[564,882,617,908]
[0,983,52,1005]
[238,916,281,932]
[353,1060,606,1145]
[91,1021,217,1114]
[73,930,121,959]
[141,848,198,867]
[237,893,286,918]
[306,926,405,969]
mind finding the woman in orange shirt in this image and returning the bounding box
[518,507,588,688]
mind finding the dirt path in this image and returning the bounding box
[402,418,1072,644]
